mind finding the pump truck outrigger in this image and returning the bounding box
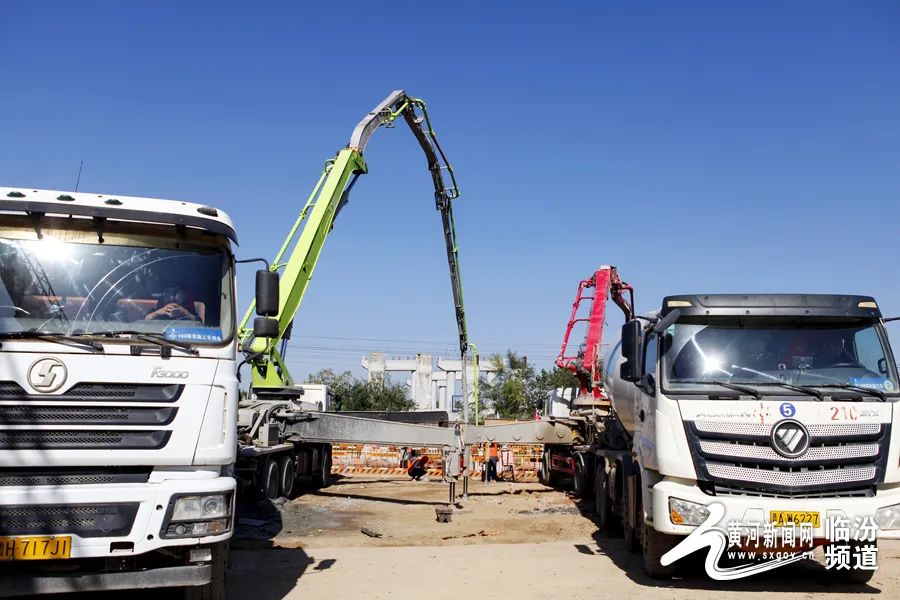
[542,267,900,581]
[0,90,477,599]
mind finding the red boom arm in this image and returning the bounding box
[556,265,634,398]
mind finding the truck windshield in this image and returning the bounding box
[661,320,898,396]
[0,236,233,344]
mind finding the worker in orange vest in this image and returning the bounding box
[407,454,430,481]
[486,442,500,483]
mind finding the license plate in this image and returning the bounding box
[0,536,72,560]
[770,511,820,528]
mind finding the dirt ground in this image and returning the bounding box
[25,475,900,599]
[226,475,900,600]
[235,475,595,548]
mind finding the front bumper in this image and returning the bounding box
[0,474,235,559]
[0,564,210,597]
[650,477,900,538]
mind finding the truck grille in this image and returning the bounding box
[0,467,152,486]
[0,503,139,537]
[0,406,177,426]
[0,382,181,452]
[0,430,170,450]
[0,382,182,403]
[685,420,890,498]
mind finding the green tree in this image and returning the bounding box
[307,368,354,408]
[306,369,415,412]
[481,350,536,419]
[533,366,580,400]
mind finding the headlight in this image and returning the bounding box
[172,494,230,521]
[669,497,710,526]
[162,493,233,539]
[875,503,900,530]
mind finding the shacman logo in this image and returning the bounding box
[27,358,67,393]
[151,367,189,379]
[770,419,810,458]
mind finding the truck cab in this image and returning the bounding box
[604,294,900,579]
[0,187,238,597]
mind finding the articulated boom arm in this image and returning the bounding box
[556,265,634,398]
[239,90,468,393]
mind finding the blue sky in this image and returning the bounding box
[2,1,899,380]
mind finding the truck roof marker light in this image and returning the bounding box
[859,301,878,309]
[57,194,75,202]
[197,206,219,217]
[667,300,692,307]
[104,198,122,206]
[6,191,25,198]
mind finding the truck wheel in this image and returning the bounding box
[538,451,550,485]
[594,462,621,536]
[642,525,679,579]
[572,459,584,497]
[262,457,280,499]
[541,450,560,487]
[279,455,296,499]
[314,446,332,489]
[573,458,588,499]
[184,541,227,600]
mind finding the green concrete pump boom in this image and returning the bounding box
[238,90,469,399]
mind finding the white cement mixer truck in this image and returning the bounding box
[552,292,900,580]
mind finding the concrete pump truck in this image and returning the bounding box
[0,90,474,598]
[543,266,900,581]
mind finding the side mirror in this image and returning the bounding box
[255,270,280,317]
[253,316,279,338]
[619,320,643,383]
[651,308,681,334]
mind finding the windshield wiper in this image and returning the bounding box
[747,382,824,401]
[96,331,198,356]
[678,380,762,399]
[0,331,103,352]
[812,383,887,402]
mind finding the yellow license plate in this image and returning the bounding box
[0,536,71,560]
[770,511,820,528]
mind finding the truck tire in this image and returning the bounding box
[314,445,332,489]
[279,455,296,499]
[538,451,550,485]
[262,457,280,499]
[594,462,621,536]
[642,525,679,579]
[184,541,227,600]
[540,450,560,487]
[572,458,589,499]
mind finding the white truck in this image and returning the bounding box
[0,187,246,597]
[595,293,900,579]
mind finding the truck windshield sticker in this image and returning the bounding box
[850,377,893,391]
[165,327,224,343]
